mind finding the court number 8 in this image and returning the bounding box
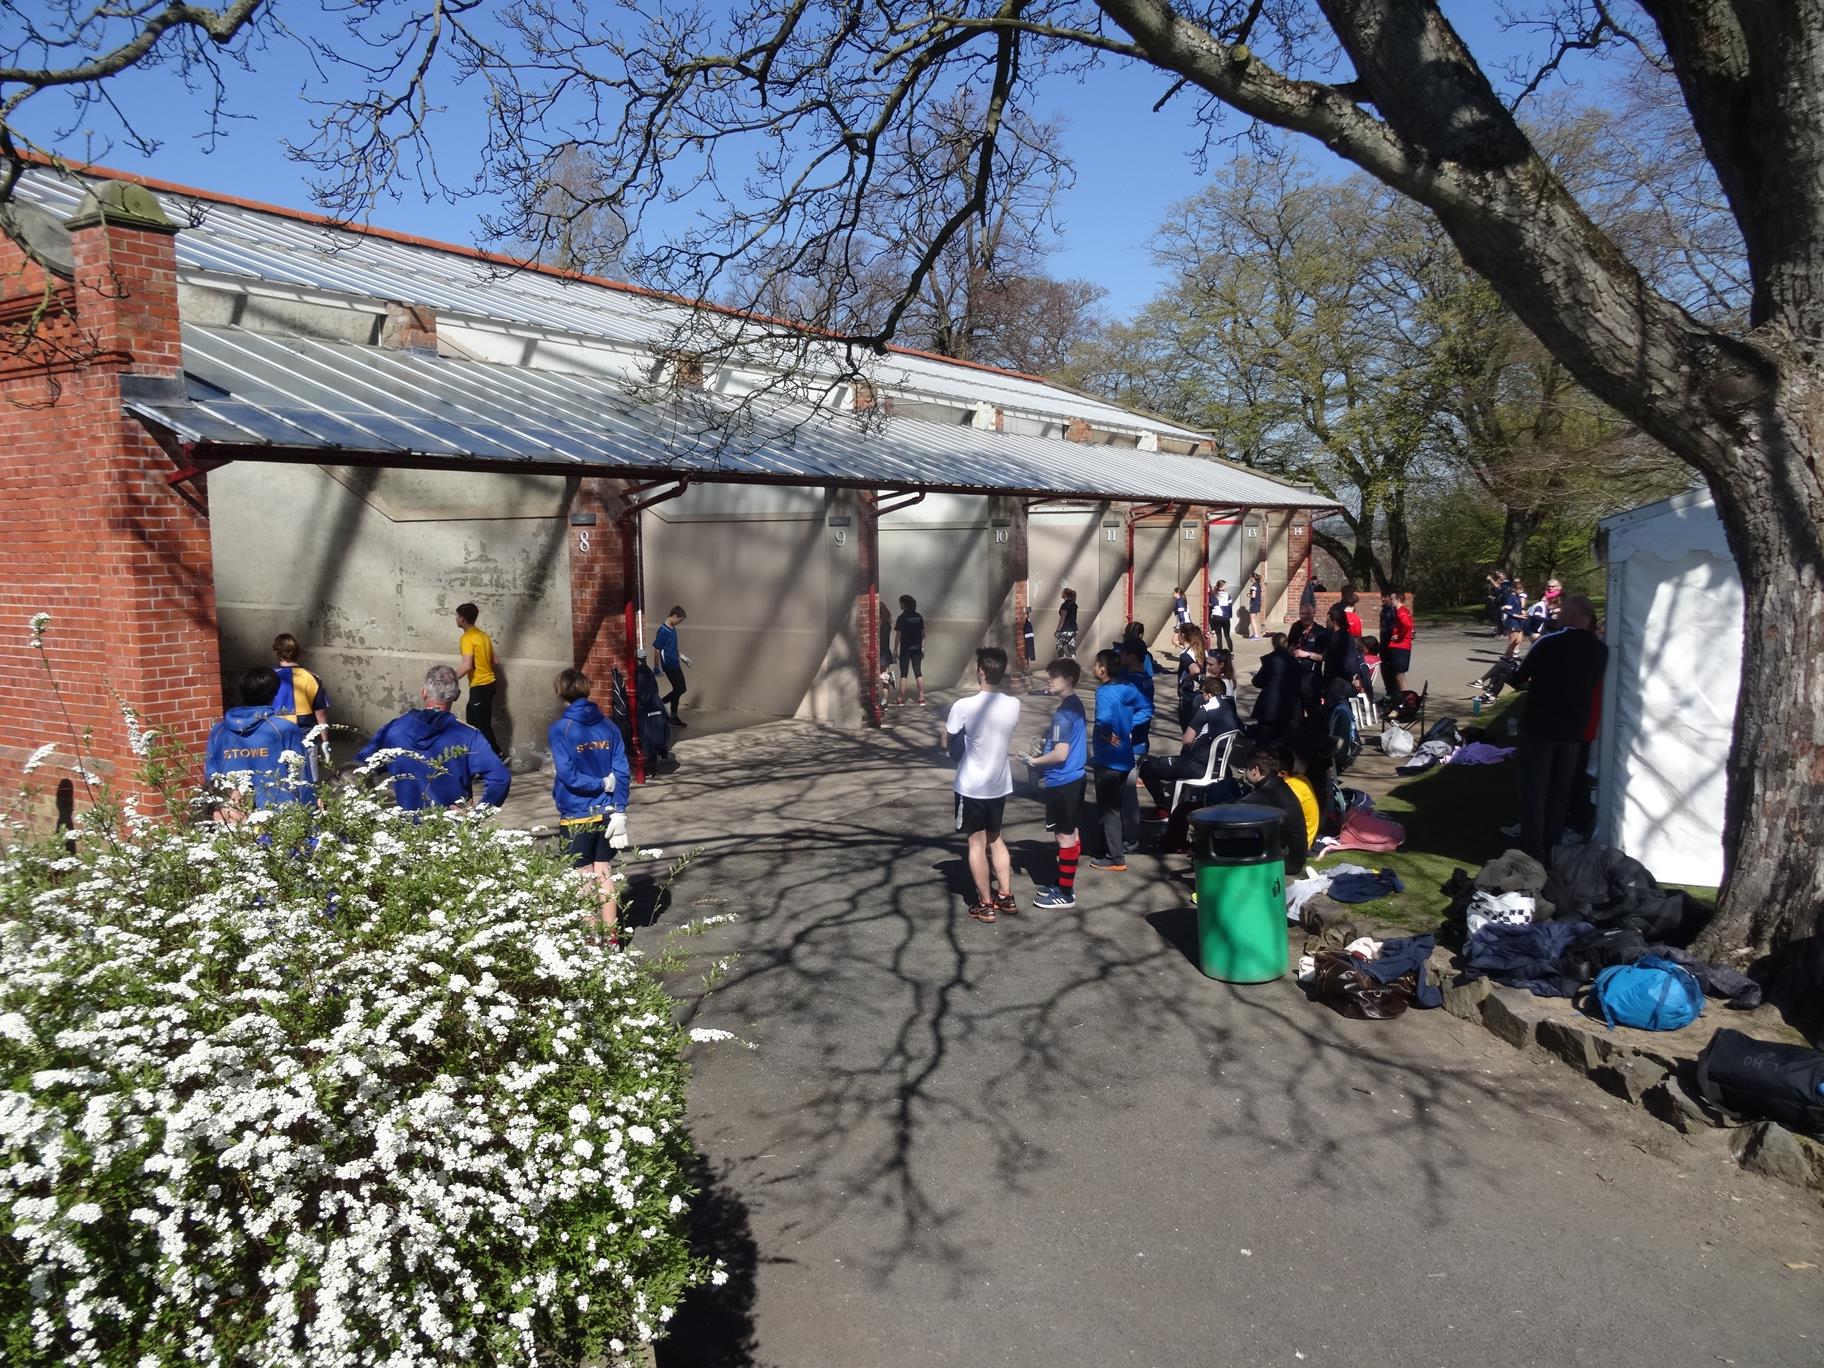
[578,530,591,553]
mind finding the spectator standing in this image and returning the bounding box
[1509,596,1608,858]
[1088,649,1152,871]
[892,594,927,706]
[272,632,333,771]
[1383,591,1415,695]
[1023,658,1088,910]
[454,603,501,758]
[1340,585,1364,638]
[1209,579,1234,651]
[548,668,631,939]
[1300,577,1319,619]
[654,606,692,725]
[1172,623,1207,730]
[942,647,1022,922]
[1055,587,1079,659]
[1245,572,1264,639]
[1172,586,1191,628]
[356,664,512,811]
[205,667,314,816]
[1250,633,1300,745]
[1499,580,1527,660]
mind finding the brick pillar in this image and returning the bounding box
[566,478,640,775]
[856,490,882,726]
[1286,513,1312,623]
[0,181,221,809]
[1010,501,1031,669]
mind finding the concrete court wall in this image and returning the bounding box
[1027,504,1122,661]
[209,463,575,764]
[878,493,1020,688]
[640,482,834,719]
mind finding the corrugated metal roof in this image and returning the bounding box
[126,326,1331,508]
[15,167,1205,441]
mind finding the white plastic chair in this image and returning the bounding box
[1170,729,1240,812]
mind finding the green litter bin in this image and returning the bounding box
[1188,803,1288,983]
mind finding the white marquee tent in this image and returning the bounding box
[1595,489,1741,887]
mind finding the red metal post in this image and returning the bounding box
[1124,511,1135,625]
[622,507,645,784]
[858,491,883,726]
[1199,510,1211,633]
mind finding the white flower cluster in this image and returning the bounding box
[0,786,707,1367]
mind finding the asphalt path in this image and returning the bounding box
[608,637,1824,1368]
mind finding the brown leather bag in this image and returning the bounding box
[1310,951,1418,1020]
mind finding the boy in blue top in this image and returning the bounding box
[205,667,315,816]
[1088,649,1152,870]
[1022,658,1087,908]
[548,668,632,940]
[1118,640,1155,850]
[355,665,512,811]
[654,605,691,725]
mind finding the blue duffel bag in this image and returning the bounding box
[1589,955,1704,1032]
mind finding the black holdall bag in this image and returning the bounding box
[1694,1027,1824,1134]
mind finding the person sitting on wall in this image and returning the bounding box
[355,664,512,812]
[205,666,315,817]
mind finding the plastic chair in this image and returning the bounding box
[1171,730,1240,811]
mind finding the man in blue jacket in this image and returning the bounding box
[548,668,632,938]
[355,665,512,811]
[654,605,691,726]
[205,667,315,816]
[1088,649,1152,871]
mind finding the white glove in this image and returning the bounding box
[318,738,333,767]
[607,811,630,851]
[602,773,617,794]
[681,654,693,667]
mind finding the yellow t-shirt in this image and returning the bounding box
[1283,773,1320,848]
[460,626,497,686]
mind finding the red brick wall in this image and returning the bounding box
[1284,515,1312,623]
[855,491,882,725]
[567,479,632,689]
[0,216,220,812]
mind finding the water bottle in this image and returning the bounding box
[1506,716,1519,739]
[1471,697,1482,716]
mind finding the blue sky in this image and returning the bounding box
[16,3,1614,318]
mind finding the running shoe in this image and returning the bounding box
[967,900,997,923]
[993,891,1019,916]
[1088,857,1128,872]
[1032,887,1076,909]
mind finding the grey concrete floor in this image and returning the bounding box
[575,626,1824,1368]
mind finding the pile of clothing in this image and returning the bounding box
[1444,845,1760,1009]
[1298,933,1443,1020]
[1286,863,1406,921]
[1392,718,1517,775]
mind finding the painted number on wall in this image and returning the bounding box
[995,529,1009,544]
[577,530,592,553]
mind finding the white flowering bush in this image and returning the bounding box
[0,781,714,1366]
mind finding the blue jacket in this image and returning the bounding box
[654,622,681,670]
[1122,668,1155,758]
[354,708,512,810]
[205,707,313,809]
[548,699,630,820]
[1091,680,1152,772]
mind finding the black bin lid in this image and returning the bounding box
[1188,803,1286,834]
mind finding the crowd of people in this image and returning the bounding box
[201,600,700,942]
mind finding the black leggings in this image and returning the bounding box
[1211,618,1233,652]
[663,665,687,716]
[466,682,500,757]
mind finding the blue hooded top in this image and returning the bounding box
[1091,680,1153,772]
[205,707,314,809]
[354,708,511,811]
[547,698,631,822]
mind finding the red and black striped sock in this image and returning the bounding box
[1057,839,1080,893]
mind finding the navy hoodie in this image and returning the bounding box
[205,707,314,809]
[355,708,511,810]
[547,699,631,821]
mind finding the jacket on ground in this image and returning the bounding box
[355,708,512,810]
[205,707,314,809]
[548,699,631,821]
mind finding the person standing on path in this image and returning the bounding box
[1209,579,1234,652]
[654,605,692,725]
[1249,633,1300,745]
[454,603,501,758]
[1383,591,1415,695]
[942,647,1022,923]
[1055,587,1079,659]
[1172,586,1191,629]
[1245,572,1264,639]
[1023,658,1087,910]
[357,664,512,812]
[1088,649,1151,871]
[205,667,315,816]
[272,632,333,770]
[548,668,631,942]
[1508,596,1608,859]
[892,594,927,706]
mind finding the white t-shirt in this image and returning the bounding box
[946,690,1021,799]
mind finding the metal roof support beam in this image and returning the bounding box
[1127,501,1177,522]
[877,491,926,516]
[622,479,691,514]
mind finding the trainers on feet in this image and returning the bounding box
[967,900,997,923]
[993,891,1019,915]
[1088,856,1128,872]
[1032,887,1076,909]
[670,715,688,728]
[1499,822,1521,839]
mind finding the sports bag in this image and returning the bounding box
[1695,1027,1824,1134]
[1588,955,1704,1032]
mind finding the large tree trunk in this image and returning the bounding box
[1693,367,1824,1022]
[1496,505,1543,579]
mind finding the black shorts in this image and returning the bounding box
[562,819,614,866]
[1042,778,1085,833]
[954,794,1006,835]
[900,647,924,677]
[1385,647,1411,675]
